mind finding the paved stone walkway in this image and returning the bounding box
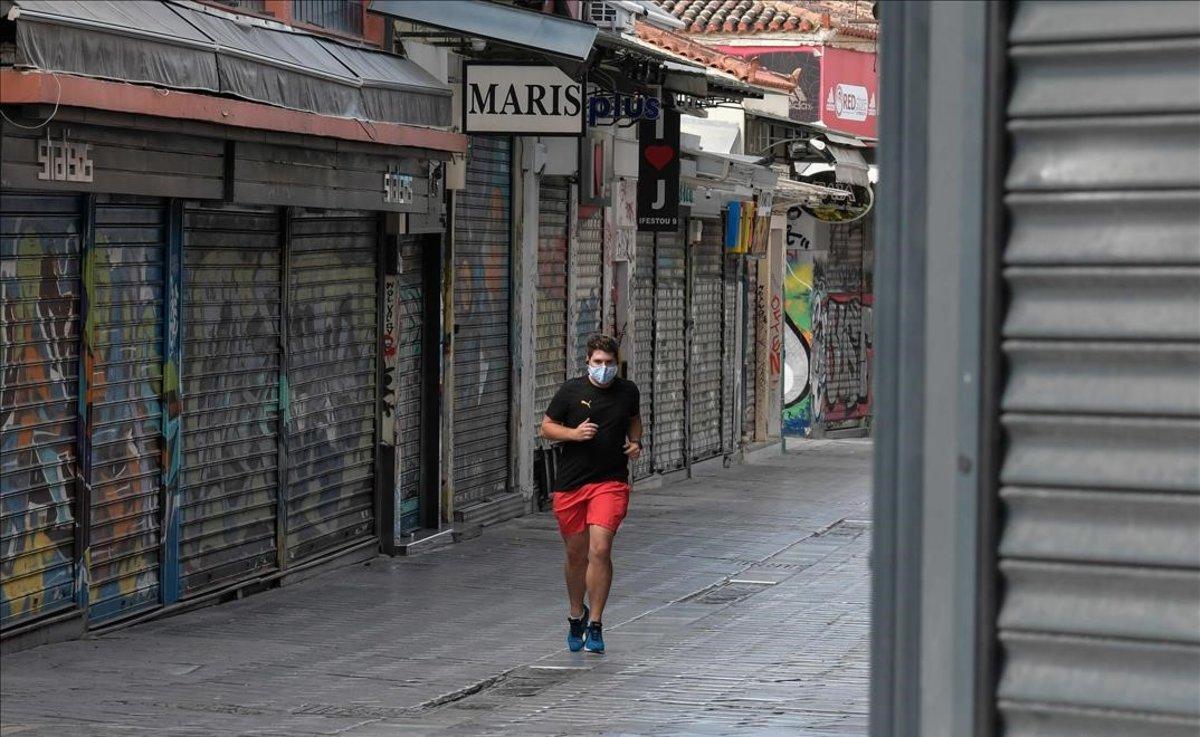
[1,441,872,737]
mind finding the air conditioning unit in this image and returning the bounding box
[586,1,636,33]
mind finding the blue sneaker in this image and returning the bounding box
[566,605,589,652]
[583,621,604,654]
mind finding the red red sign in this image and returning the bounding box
[819,47,877,138]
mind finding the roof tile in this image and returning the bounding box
[647,0,878,40]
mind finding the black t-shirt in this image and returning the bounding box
[545,376,641,492]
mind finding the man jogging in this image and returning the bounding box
[541,334,642,654]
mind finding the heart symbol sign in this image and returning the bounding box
[644,144,675,171]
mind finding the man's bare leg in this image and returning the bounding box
[585,525,615,622]
[563,531,589,618]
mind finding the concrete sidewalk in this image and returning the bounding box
[0,440,872,737]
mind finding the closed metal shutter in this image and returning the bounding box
[535,177,569,418]
[396,236,425,534]
[631,231,655,480]
[813,221,866,427]
[180,204,282,596]
[689,220,724,460]
[1,192,83,629]
[88,195,166,621]
[654,231,686,472]
[722,254,738,455]
[571,203,603,375]
[742,259,759,438]
[996,3,1200,733]
[453,136,512,505]
[285,210,377,563]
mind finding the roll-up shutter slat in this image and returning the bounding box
[535,177,569,418]
[396,236,425,534]
[996,3,1200,732]
[180,204,282,596]
[743,261,759,436]
[722,253,738,455]
[1,192,83,629]
[690,220,724,459]
[654,231,686,471]
[88,194,167,621]
[571,203,603,375]
[453,136,512,505]
[285,210,377,563]
[632,231,655,480]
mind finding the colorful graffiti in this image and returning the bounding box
[782,253,814,435]
[1,195,82,629]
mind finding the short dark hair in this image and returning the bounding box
[586,334,619,361]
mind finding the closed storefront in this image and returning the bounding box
[453,135,513,506]
[284,211,378,564]
[571,202,603,375]
[180,204,282,596]
[0,0,463,641]
[1,192,83,629]
[653,231,687,473]
[631,232,655,480]
[722,253,740,456]
[535,177,569,418]
[742,257,760,440]
[86,194,168,622]
[394,236,426,536]
[995,3,1200,730]
[689,219,724,460]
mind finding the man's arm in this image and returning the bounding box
[623,415,643,459]
[627,414,643,443]
[541,415,597,443]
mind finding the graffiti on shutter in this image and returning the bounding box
[654,231,686,472]
[396,236,424,535]
[743,262,759,438]
[88,195,166,621]
[812,220,867,427]
[572,202,604,375]
[631,231,655,479]
[690,221,724,460]
[1,192,82,629]
[453,136,512,505]
[180,204,281,596]
[285,211,377,563]
[535,178,569,419]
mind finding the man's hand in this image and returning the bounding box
[623,439,641,459]
[573,418,598,442]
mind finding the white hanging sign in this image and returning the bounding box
[463,63,584,136]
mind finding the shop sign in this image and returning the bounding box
[636,102,680,232]
[463,63,584,135]
[38,132,93,182]
[588,91,662,127]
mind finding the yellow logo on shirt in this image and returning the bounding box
[580,400,592,409]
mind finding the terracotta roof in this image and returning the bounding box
[634,21,799,92]
[651,0,877,40]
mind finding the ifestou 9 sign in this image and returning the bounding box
[463,63,585,136]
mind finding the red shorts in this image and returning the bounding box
[552,480,631,536]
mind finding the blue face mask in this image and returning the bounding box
[588,364,617,386]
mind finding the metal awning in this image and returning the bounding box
[370,0,598,61]
[3,0,453,127]
[826,143,870,186]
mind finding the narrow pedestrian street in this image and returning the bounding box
[1,441,870,737]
